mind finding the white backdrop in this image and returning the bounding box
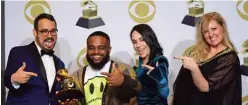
[4,0,248,104]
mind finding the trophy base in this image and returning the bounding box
[56,89,84,102]
[181,15,201,27]
[76,17,105,29]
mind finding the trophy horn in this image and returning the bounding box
[57,69,71,79]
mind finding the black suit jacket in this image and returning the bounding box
[4,42,65,105]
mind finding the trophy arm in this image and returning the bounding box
[73,77,83,91]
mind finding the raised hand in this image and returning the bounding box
[142,62,159,73]
[101,63,124,86]
[11,62,38,84]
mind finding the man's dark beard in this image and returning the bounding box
[86,54,110,70]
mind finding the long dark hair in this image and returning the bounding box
[130,24,163,65]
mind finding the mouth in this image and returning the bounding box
[137,48,145,55]
[44,40,54,48]
[91,55,102,62]
[209,36,217,42]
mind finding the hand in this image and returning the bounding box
[101,63,124,86]
[58,99,78,105]
[174,56,199,72]
[142,62,159,73]
[11,62,38,84]
[56,91,78,105]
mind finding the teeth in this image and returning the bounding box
[210,36,216,41]
[93,56,101,59]
[137,48,144,52]
[45,41,53,47]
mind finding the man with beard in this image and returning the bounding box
[61,31,141,105]
[4,13,65,105]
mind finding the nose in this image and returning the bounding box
[136,41,142,48]
[46,32,53,38]
[209,30,214,37]
[93,48,100,54]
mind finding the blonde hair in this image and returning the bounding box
[190,12,236,62]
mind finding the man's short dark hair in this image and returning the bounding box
[34,13,57,30]
[87,31,110,45]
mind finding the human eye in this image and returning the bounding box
[50,29,58,35]
[132,40,137,44]
[39,29,49,35]
[212,28,217,31]
[98,45,106,50]
[88,46,95,50]
[202,30,208,34]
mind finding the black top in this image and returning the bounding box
[173,48,242,105]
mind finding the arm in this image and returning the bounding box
[179,53,240,92]
[117,67,142,100]
[142,56,169,98]
[190,67,209,92]
[205,54,240,92]
[4,47,22,90]
[147,61,169,98]
[101,62,142,100]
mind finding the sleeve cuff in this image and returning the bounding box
[11,76,20,89]
[148,68,164,82]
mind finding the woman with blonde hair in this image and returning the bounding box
[172,12,241,105]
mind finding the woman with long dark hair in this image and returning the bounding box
[130,24,169,105]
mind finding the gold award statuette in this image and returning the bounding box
[76,0,105,29]
[56,69,83,102]
[182,0,204,27]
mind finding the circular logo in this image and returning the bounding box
[77,48,89,68]
[237,0,248,21]
[24,0,51,24]
[128,0,156,23]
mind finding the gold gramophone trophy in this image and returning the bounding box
[56,69,83,102]
[181,0,204,27]
[241,40,248,67]
[76,0,105,29]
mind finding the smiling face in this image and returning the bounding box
[33,18,57,52]
[202,20,225,48]
[131,31,150,62]
[86,36,111,70]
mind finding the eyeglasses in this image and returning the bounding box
[37,29,58,36]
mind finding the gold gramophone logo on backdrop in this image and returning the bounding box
[77,48,89,68]
[128,0,156,23]
[181,0,204,27]
[242,95,248,105]
[56,69,84,102]
[241,40,248,67]
[76,0,105,29]
[237,0,248,21]
[24,0,51,24]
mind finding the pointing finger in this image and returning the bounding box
[25,72,38,77]
[142,64,154,70]
[173,56,184,60]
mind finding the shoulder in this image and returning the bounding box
[219,49,239,64]
[9,44,30,55]
[71,67,85,78]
